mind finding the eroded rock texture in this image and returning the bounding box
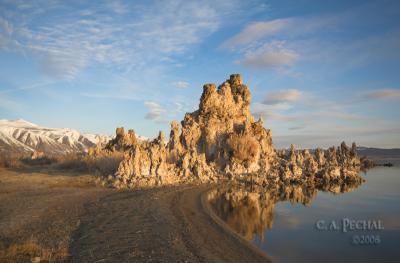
[100,74,363,188]
[274,141,362,184]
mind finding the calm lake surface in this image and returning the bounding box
[209,167,400,263]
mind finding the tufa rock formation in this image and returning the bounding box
[104,127,137,152]
[275,141,361,184]
[98,74,363,188]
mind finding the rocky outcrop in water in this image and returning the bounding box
[100,74,363,188]
[274,142,361,184]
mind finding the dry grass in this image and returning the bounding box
[85,152,124,176]
[55,153,89,172]
[0,151,124,178]
[56,151,124,176]
[0,153,56,168]
[0,153,25,168]
[21,156,57,166]
[0,239,68,263]
[0,169,104,263]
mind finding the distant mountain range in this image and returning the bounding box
[357,146,400,156]
[0,119,111,155]
[357,147,400,164]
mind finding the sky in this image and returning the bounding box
[0,0,399,148]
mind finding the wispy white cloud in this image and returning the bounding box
[263,89,302,105]
[0,17,12,35]
[221,19,290,48]
[252,89,303,122]
[223,2,400,72]
[40,52,88,79]
[107,0,128,14]
[142,97,195,124]
[252,88,368,144]
[0,81,55,94]
[0,0,247,79]
[221,15,336,50]
[144,101,165,120]
[252,102,298,121]
[172,81,189,89]
[363,89,400,100]
[238,41,298,69]
[258,110,298,122]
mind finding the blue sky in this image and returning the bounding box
[0,0,399,148]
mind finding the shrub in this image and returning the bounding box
[0,150,124,177]
[0,152,56,168]
[85,151,124,176]
[20,156,56,166]
[227,133,260,168]
[55,153,89,172]
[0,153,24,168]
[56,151,124,176]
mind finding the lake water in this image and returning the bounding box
[208,167,400,263]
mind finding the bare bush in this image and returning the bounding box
[0,153,24,168]
[21,156,56,166]
[0,153,56,168]
[85,152,124,176]
[0,150,123,177]
[227,133,260,168]
[56,151,124,176]
[55,153,89,172]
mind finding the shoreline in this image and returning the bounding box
[200,186,275,262]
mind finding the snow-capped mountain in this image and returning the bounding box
[0,119,111,154]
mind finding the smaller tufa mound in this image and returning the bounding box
[98,74,364,189]
[101,127,138,153]
[274,142,362,184]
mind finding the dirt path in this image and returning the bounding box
[0,168,108,262]
[0,168,272,262]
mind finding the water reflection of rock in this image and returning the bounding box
[207,180,363,241]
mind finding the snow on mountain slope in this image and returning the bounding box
[0,119,111,154]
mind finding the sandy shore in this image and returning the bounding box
[0,168,272,262]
